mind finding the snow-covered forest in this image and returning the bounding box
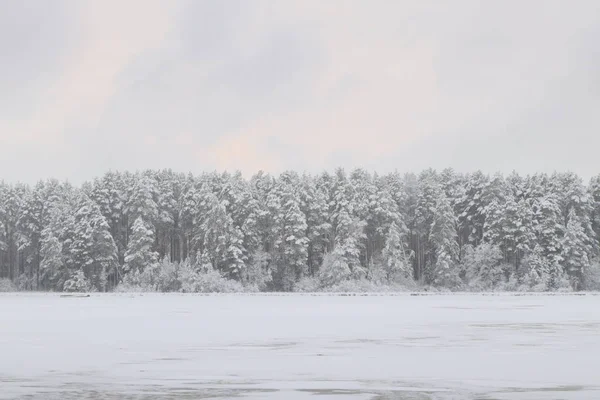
[1,168,599,293]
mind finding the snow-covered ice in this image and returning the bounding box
[1,293,600,399]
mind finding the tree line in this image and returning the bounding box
[1,168,599,292]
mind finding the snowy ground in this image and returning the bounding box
[1,293,600,399]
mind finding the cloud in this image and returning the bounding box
[0,0,179,181]
[159,1,441,175]
[0,0,599,183]
[0,1,76,138]
[194,2,435,174]
[45,0,177,139]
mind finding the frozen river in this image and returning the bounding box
[1,293,599,399]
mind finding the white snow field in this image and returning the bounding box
[1,293,600,399]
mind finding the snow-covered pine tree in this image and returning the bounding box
[318,252,351,288]
[63,269,93,293]
[484,194,535,270]
[39,229,64,289]
[463,242,505,289]
[589,175,600,248]
[365,172,405,270]
[249,171,276,256]
[15,182,45,288]
[178,173,201,261]
[521,245,550,290]
[267,172,309,290]
[414,169,442,282]
[38,191,78,290]
[506,171,526,201]
[456,171,490,248]
[89,172,126,259]
[124,216,158,275]
[561,209,593,290]
[221,171,261,270]
[15,181,65,289]
[154,170,183,262]
[350,169,374,266]
[530,194,564,270]
[70,195,119,291]
[482,198,505,253]
[328,169,366,277]
[551,172,594,227]
[195,192,246,277]
[381,221,413,282]
[126,173,159,231]
[0,183,24,280]
[299,173,330,276]
[241,250,272,291]
[429,194,460,287]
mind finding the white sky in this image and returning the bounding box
[1,0,599,184]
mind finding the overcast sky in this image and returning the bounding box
[1,0,599,184]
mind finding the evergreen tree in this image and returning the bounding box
[39,230,64,290]
[17,180,67,288]
[15,183,41,287]
[381,221,413,282]
[551,172,594,227]
[463,243,505,289]
[195,192,246,277]
[531,194,564,268]
[456,171,490,247]
[430,194,460,287]
[124,217,158,274]
[89,172,126,263]
[0,183,24,280]
[561,210,593,289]
[299,173,330,276]
[521,245,550,290]
[70,195,119,291]
[589,175,600,246]
[318,252,351,287]
[126,173,159,230]
[366,173,404,270]
[328,169,366,276]
[63,270,93,293]
[39,195,78,290]
[221,171,261,269]
[178,174,200,261]
[484,194,535,269]
[414,169,440,281]
[267,172,309,290]
[154,170,184,262]
[395,172,420,278]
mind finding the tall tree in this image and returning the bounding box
[194,192,246,277]
[267,172,309,290]
[561,210,593,289]
[39,191,78,290]
[381,221,413,282]
[126,173,159,232]
[328,169,366,277]
[299,173,330,276]
[430,194,460,286]
[456,171,490,248]
[124,217,158,275]
[414,169,440,281]
[589,175,600,247]
[70,195,119,291]
[0,183,24,280]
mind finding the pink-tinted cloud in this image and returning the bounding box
[1,0,177,149]
[201,2,440,173]
[1,0,599,183]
